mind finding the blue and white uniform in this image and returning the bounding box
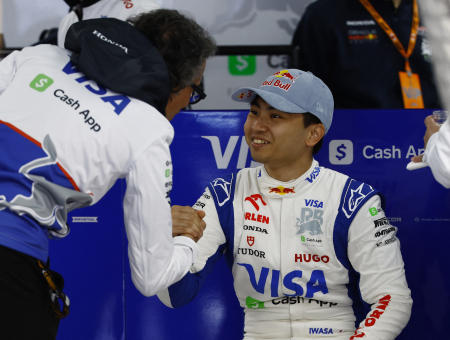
[0,43,196,297]
[158,161,412,339]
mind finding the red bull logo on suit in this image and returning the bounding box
[268,186,295,195]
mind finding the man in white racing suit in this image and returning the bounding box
[158,69,412,339]
[0,9,214,340]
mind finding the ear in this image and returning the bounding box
[305,123,325,147]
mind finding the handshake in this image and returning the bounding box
[171,205,206,242]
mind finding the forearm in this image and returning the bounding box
[348,196,412,339]
[157,187,227,307]
[351,292,412,339]
[129,235,197,297]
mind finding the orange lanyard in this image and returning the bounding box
[359,0,419,74]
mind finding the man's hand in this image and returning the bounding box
[411,115,441,162]
[171,205,206,242]
[424,115,441,147]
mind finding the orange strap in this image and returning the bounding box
[359,0,419,74]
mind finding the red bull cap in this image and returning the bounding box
[231,69,334,133]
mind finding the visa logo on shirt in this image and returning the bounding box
[305,199,324,208]
[62,61,130,115]
[305,167,320,183]
[237,263,328,298]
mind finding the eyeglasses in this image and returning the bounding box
[189,84,207,104]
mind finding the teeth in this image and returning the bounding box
[253,139,268,144]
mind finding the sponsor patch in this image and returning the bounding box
[342,180,374,218]
[211,176,233,206]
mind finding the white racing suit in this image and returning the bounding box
[0,44,196,297]
[158,160,412,339]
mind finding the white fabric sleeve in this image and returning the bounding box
[123,136,197,297]
[156,186,226,307]
[191,187,227,273]
[0,50,19,95]
[57,11,78,48]
[423,119,450,188]
[348,195,412,340]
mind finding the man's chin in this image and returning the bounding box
[249,152,268,165]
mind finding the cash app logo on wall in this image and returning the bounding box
[30,74,54,92]
[228,56,256,75]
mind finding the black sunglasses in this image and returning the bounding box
[190,84,207,104]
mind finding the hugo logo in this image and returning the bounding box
[295,253,329,263]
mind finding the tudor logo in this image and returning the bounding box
[247,236,255,247]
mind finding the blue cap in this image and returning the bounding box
[231,69,334,133]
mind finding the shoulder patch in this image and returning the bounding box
[341,179,374,218]
[210,174,234,207]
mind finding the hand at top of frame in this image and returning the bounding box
[411,115,441,163]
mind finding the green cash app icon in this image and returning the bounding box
[228,56,256,76]
[246,296,265,309]
[30,74,54,92]
[369,207,378,216]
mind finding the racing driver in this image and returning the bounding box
[158,69,413,339]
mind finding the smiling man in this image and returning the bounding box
[159,69,412,340]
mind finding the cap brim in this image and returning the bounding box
[232,87,308,114]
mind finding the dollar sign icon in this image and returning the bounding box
[329,140,354,165]
[336,144,347,160]
[30,74,54,92]
[236,56,249,71]
[228,56,256,75]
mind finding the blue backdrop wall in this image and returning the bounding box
[51,109,450,339]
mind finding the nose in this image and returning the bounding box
[251,114,269,132]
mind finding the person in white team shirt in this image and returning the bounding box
[411,116,450,188]
[0,9,214,340]
[57,0,164,47]
[158,69,412,340]
[410,0,450,189]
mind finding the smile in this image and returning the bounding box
[252,138,270,145]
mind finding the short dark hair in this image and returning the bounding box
[130,9,216,92]
[302,112,323,155]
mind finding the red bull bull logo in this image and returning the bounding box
[273,70,299,82]
[237,90,253,100]
[269,186,295,195]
